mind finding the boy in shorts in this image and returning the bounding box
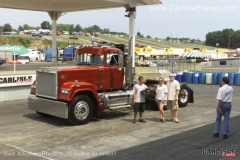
[132,76,148,123]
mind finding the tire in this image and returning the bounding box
[178,84,190,107]
[36,111,50,117]
[68,95,93,125]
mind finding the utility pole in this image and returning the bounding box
[228,35,231,49]
[216,43,219,59]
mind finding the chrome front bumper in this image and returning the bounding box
[28,94,68,119]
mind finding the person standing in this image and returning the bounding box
[133,76,148,123]
[155,77,168,122]
[213,77,233,139]
[166,73,180,123]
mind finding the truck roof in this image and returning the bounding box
[77,46,121,55]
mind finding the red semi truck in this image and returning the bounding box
[28,44,193,125]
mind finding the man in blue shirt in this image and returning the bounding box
[213,77,233,139]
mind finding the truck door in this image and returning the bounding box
[105,52,124,89]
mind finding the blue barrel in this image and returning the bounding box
[218,73,228,84]
[193,72,199,83]
[183,72,188,82]
[176,72,183,82]
[199,72,206,84]
[212,72,218,85]
[187,72,193,83]
[234,73,240,85]
[172,72,177,79]
[228,72,235,85]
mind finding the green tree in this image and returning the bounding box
[69,24,74,32]
[74,24,82,32]
[41,21,50,29]
[0,26,3,32]
[57,24,70,32]
[18,25,24,31]
[23,24,31,30]
[146,35,151,39]
[231,30,240,48]
[166,36,171,41]
[3,23,12,32]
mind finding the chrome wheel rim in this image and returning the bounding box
[179,89,188,104]
[74,101,89,120]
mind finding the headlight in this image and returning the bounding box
[31,84,36,88]
[61,88,70,94]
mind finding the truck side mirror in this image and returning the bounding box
[118,52,124,67]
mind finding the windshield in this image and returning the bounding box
[77,53,103,65]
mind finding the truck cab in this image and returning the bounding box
[28,46,134,125]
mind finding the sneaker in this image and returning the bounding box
[174,118,179,123]
[223,135,228,139]
[162,119,165,123]
[213,133,219,137]
[139,118,146,123]
[133,119,137,123]
[159,118,162,122]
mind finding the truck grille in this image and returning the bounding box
[36,71,58,99]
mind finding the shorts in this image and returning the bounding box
[133,103,145,112]
[167,100,179,110]
[157,99,162,103]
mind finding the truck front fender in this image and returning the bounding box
[59,82,99,102]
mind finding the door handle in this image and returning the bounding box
[99,69,104,72]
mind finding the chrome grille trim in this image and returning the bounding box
[36,71,58,99]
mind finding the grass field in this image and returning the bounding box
[0,34,224,50]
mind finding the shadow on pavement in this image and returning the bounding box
[23,109,132,126]
[90,115,240,160]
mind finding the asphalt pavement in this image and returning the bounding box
[0,84,240,160]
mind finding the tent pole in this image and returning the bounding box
[14,53,16,73]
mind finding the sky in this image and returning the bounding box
[0,0,240,41]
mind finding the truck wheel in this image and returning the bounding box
[68,95,93,125]
[178,84,189,107]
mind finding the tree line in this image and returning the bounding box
[205,29,240,49]
[0,21,127,35]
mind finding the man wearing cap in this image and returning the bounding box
[213,77,233,139]
[166,73,180,123]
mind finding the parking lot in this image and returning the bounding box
[0,84,240,160]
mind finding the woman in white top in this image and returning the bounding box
[155,77,168,122]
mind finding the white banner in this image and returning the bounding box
[0,74,36,87]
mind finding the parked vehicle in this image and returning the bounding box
[0,57,6,65]
[45,48,58,62]
[17,56,30,64]
[62,46,78,61]
[20,49,39,61]
[28,44,194,125]
[69,36,78,40]
[32,32,42,37]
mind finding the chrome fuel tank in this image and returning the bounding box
[98,90,134,108]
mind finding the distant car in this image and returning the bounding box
[32,32,42,37]
[107,42,115,46]
[0,57,6,65]
[101,41,108,44]
[69,36,78,40]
